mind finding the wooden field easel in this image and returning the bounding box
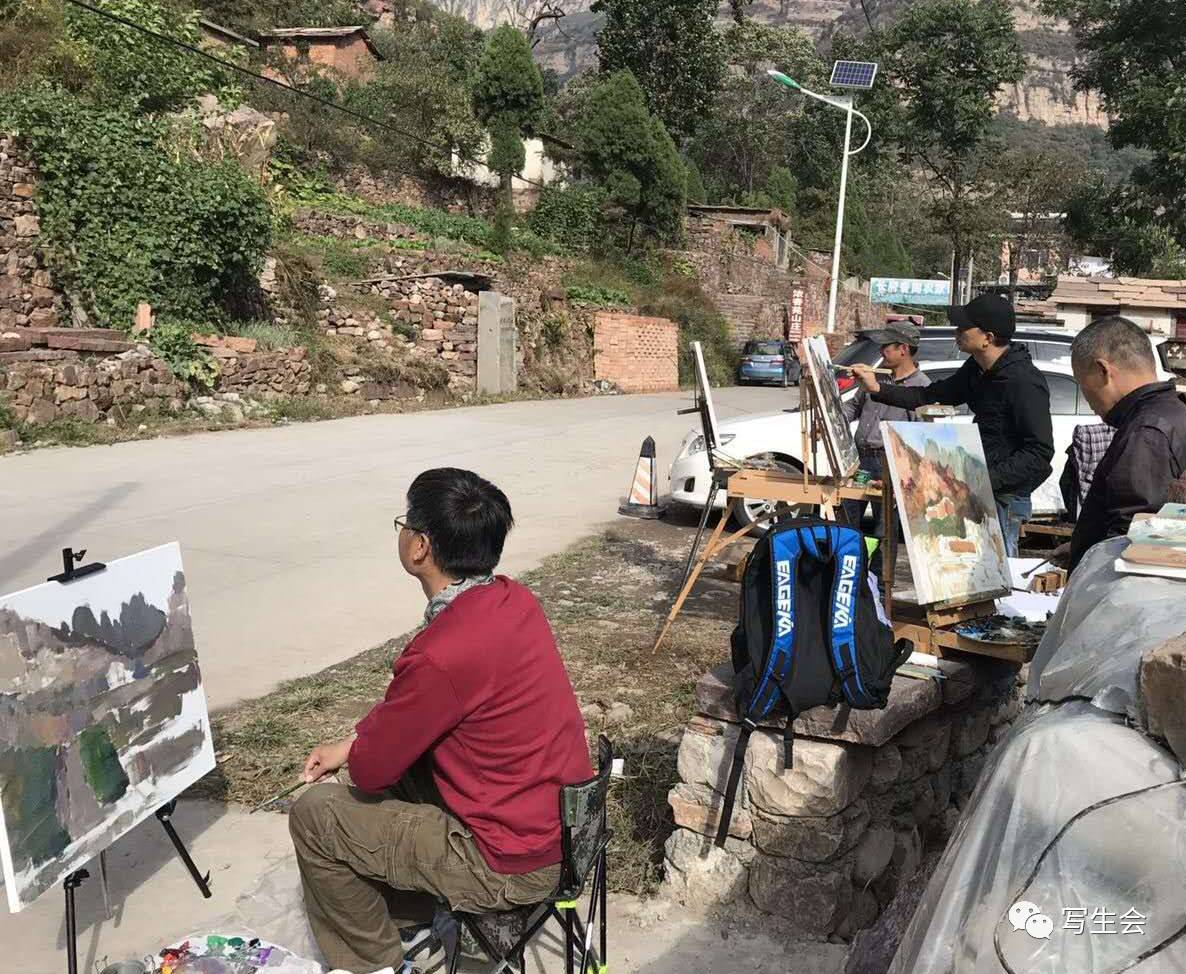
[653,362,895,652]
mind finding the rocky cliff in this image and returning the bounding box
[414,0,1104,129]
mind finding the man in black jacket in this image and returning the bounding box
[851,293,1054,556]
[1061,315,1186,572]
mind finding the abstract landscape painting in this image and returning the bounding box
[881,422,1011,605]
[803,335,860,477]
[0,543,214,912]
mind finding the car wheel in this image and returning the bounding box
[734,455,813,533]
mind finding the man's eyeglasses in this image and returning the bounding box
[393,515,425,535]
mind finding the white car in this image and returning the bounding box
[668,359,1105,528]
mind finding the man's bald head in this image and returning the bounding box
[1071,316,1158,418]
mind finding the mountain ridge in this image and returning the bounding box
[393,0,1104,129]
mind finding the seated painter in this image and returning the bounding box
[289,468,593,973]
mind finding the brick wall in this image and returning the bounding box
[593,313,678,393]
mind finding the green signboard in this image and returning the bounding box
[870,277,951,306]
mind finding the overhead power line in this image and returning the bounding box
[58,0,552,190]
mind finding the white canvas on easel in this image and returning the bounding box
[0,543,215,912]
[691,341,722,458]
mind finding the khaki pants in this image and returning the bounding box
[289,764,559,972]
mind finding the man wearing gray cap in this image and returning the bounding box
[842,321,930,535]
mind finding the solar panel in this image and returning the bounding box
[830,60,878,90]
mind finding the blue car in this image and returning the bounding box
[737,340,801,387]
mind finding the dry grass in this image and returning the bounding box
[195,518,740,896]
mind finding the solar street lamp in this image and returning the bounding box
[769,61,877,335]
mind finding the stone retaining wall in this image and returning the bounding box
[1,330,312,425]
[0,135,63,330]
[662,658,1024,939]
[322,277,480,392]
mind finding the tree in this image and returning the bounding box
[591,0,724,142]
[570,70,686,250]
[685,159,707,204]
[687,22,827,202]
[990,149,1079,300]
[1041,0,1186,249]
[879,0,1025,297]
[473,25,545,251]
[358,17,485,177]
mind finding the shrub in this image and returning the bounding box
[149,322,220,389]
[1,88,271,331]
[638,275,737,386]
[565,284,631,308]
[232,321,304,351]
[529,184,608,252]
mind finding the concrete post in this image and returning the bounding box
[478,291,517,395]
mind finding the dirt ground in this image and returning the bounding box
[194,506,752,896]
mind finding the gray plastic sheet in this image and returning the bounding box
[888,702,1186,974]
[1028,537,1186,713]
[890,542,1186,974]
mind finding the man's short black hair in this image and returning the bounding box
[406,468,514,578]
[1071,315,1156,374]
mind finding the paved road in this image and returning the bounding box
[1,387,795,709]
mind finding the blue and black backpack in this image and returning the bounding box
[714,515,911,847]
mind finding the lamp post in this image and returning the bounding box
[768,66,875,335]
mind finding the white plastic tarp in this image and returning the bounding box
[1028,538,1186,714]
[889,538,1186,974]
[888,703,1186,974]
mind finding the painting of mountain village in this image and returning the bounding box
[881,422,1011,605]
[0,543,214,912]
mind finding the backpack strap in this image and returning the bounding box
[746,527,806,720]
[714,717,756,847]
[826,526,875,708]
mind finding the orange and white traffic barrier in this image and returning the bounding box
[619,436,664,519]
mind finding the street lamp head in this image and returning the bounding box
[766,69,801,91]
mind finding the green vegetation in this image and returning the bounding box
[591,0,724,142]
[547,71,686,253]
[1041,0,1186,272]
[147,322,220,389]
[564,284,631,307]
[877,0,1026,288]
[0,0,270,387]
[473,25,545,253]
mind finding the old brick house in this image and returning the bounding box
[257,26,384,82]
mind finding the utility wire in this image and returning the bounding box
[59,0,553,191]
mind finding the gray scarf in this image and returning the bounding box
[423,574,495,625]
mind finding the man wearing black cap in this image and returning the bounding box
[842,321,930,535]
[851,293,1054,556]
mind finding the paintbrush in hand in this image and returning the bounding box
[249,779,308,814]
[834,365,894,376]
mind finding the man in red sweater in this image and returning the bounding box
[289,468,593,973]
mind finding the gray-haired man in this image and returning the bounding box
[1062,316,1186,571]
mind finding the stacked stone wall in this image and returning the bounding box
[662,659,1024,939]
[0,135,63,331]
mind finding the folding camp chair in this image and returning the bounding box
[438,736,613,974]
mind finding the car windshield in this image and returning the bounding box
[745,342,783,356]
